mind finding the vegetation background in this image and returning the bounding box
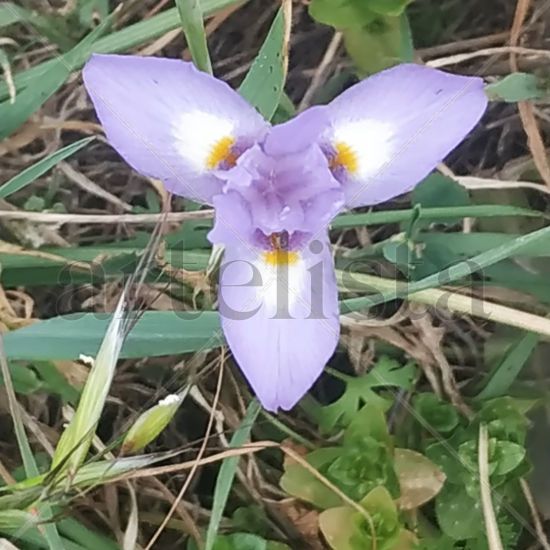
[0,0,550,548]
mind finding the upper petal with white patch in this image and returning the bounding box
[321,63,488,208]
[219,237,340,411]
[83,54,268,204]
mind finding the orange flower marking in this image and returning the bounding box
[263,232,299,265]
[329,141,358,174]
[206,136,237,169]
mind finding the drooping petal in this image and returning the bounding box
[318,63,488,207]
[218,236,340,411]
[83,54,268,204]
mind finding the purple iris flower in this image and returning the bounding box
[83,54,487,411]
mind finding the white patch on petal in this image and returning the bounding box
[172,111,235,172]
[255,255,308,317]
[332,119,394,180]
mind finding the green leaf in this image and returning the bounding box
[341,223,550,313]
[485,72,549,102]
[3,311,222,360]
[320,487,401,550]
[280,447,344,509]
[412,174,470,217]
[425,435,470,485]
[0,137,93,199]
[313,358,416,433]
[205,400,261,550]
[238,7,288,120]
[343,401,392,446]
[492,440,526,477]
[0,341,64,549]
[476,331,539,399]
[436,484,483,541]
[0,2,31,27]
[77,0,110,29]
[0,12,113,139]
[413,393,459,433]
[343,16,406,75]
[2,0,242,101]
[331,204,545,229]
[175,0,212,74]
[309,0,376,29]
[326,435,400,500]
[368,0,412,16]
[476,397,529,445]
[394,448,445,510]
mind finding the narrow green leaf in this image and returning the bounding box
[0,2,31,27]
[175,0,212,74]
[238,7,287,119]
[2,0,245,101]
[331,204,544,229]
[0,13,112,139]
[477,332,539,399]
[205,400,261,550]
[341,224,550,312]
[51,296,129,472]
[0,137,93,199]
[3,311,222,360]
[0,338,64,549]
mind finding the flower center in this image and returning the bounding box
[206,136,238,169]
[329,141,358,174]
[262,231,299,265]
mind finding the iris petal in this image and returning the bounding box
[83,54,268,204]
[322,63,488,207]
[219,236,339,411]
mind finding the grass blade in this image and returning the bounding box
[3,311,221,361]
[340,224,550,313]
[1,0,246,101]
[331,204,544,229]
[50,296,126,473]
[0,337,64,549]
[205,400,261,550]
[476,332,539,399]
[175,0,212,74]
[238,0,291,119]
[0,11,114,139]
[0,137,94,199]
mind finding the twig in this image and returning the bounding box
[457,175,550,196]
[0,209,214,225]
[418,31,510,57]
[144,353,225,549]
[520,478,550,550]
[298,31,342,111]
[58,162,133,212]
[427,45,550,68]
[479,424,504,550]
[509,0,550,189]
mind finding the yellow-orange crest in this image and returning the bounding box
[329,141,358,174]
[206,136,237,169]
[262,250,299,266]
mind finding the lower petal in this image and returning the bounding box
[218,237,340,411]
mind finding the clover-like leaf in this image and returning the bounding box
[314,358,416,434]
[436,484,484,541]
